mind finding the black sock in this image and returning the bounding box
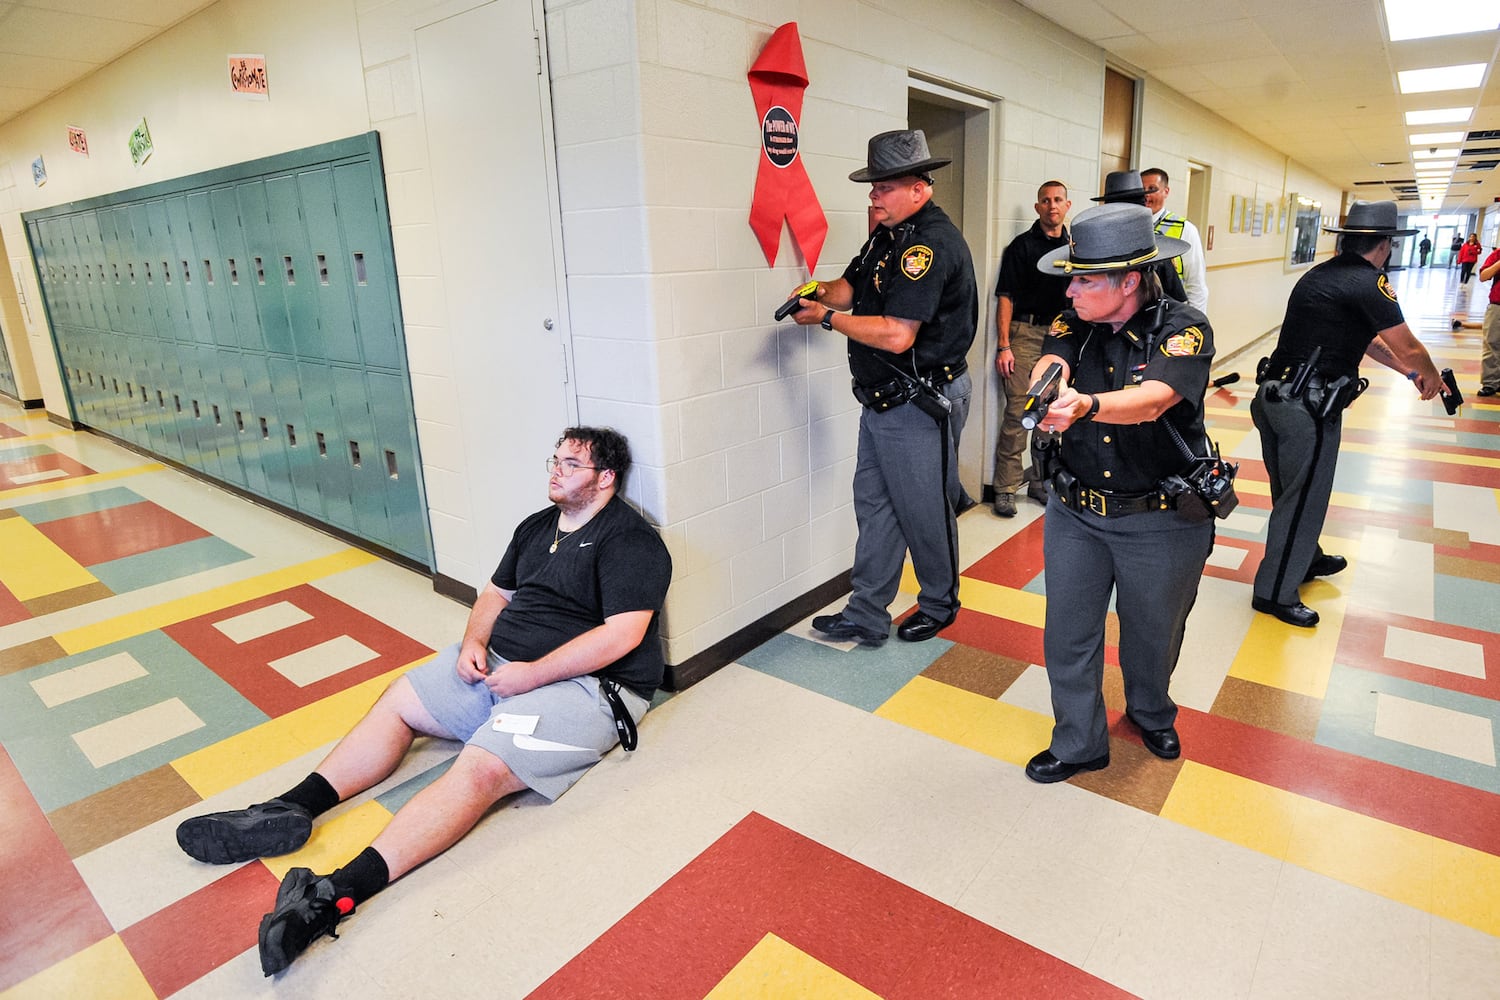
[274,772,340,818]
[330,847,390,905]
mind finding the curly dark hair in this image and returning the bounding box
[559,426,632,489]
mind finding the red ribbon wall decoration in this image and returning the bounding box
[747,23,827,273]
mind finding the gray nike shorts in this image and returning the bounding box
[405,642,648,801]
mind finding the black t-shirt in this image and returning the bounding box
[488,496,672,699]
[840,200,978,385]
[995,220,1072,320]
[1270,253,1407,378]
[1043,297,1214,493]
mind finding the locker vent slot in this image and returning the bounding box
[385,450,398,479]
[255,256,266,285]
[349,441,361,468]
[203,259,214,284]
[353,252,367,285]
[283,255,295,285]
[317,253,329,285]
[286,424,297,446]
[316,431,327,457]
[228,258,239,285]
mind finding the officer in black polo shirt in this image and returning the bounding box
[789,129,978,645]
[991,179,1072,517]
[1251,201,1445,627]
[1019,202,1215,784]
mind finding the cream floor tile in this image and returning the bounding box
[1430,914,1500,1000]
[953,836,1118,969]
[999,663,1053,716]
[314,560,470,650]
[1082,819,1283,1000]
[1001,780,1156,884]
[173,948,396,1000]
[1350,525,1435,620]
[844,793,1004,907]
[1169,575,1251,713]
[1248,864,1431,1000]
[1383,625,1487,679]
[1373,691,1496,766]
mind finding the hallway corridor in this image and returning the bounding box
[2,265,1498,999]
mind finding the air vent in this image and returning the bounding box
[1466,129,1500,141]
[1354,178,1416,186]
[1463,160,1498,171]
[1459,146,1500,157]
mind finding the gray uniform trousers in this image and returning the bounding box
[1042,495,1213,762]
[992,319,1048,494]
[1251,383,1343,605]
[843,371,971,632]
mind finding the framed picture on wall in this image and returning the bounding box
[1286,193,1321,269]
[1229,195,1241,233]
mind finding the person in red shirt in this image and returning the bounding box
[1458,234,1482,282]
[1480,244,1500,396]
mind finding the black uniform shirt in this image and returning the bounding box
[1270,253,1406,379]
[841,199,978,386]
[489,497,672,700]
[1043,296,1214,494]
[994,221,1071,321]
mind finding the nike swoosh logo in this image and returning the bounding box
[579,542,594,547]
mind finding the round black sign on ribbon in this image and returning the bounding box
[762,105,799,168]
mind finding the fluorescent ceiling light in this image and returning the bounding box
[1398,64,1486,94]
[1405,107,1474,125]
[1409,131,1465,145]
[1384,0,1500,41]
[1412,148,1460,159]
[1414,160,1457,170]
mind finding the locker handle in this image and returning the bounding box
[283,256,295,285]
[349,441,361,468]
[353,252,367,286]
[385,450,397,479]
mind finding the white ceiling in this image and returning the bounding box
[2,0,1498,213]
[1019,0,1500,214]
[0,1,219,123]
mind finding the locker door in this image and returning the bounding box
[209,186,266,353]
[264,175,321,361]
[329,365,389,543]
[367,371,426,562]
[186,192,235,348]
[267,355,321,515]
[235,181,295,356]
[331,162,402,371]
[296,168,360,365]
[296,360,355,529]
[220,359,265,494]
[165,196,213,345]
[242,352,295,506]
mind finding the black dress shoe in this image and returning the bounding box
[897,610,955,642]
[811,613,887,645]
[1303,553,1347,582]
[1251,596,1319,628]
[955,494,978,515]
[1127,715,1181,759]
[1025,749,1110,784]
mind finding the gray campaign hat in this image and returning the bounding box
[1324,200,1418,236]
[1090,169,1148,204]
[848,129,951,183]
[1037,203,1190,275]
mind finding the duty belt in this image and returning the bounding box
[1051,472,1165,518]
[851,362,967,411]
[1011,312,1053,327]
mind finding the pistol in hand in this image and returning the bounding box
[774,281,820,321]
[1020,362,1064,430]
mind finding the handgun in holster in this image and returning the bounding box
[1287,346,1322,400]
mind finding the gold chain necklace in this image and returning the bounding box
[549,522,573,554]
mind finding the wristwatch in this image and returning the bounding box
[821,310,835,331]
[1079,394,1101,422]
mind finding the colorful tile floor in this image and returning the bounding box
[2,265,1499,999]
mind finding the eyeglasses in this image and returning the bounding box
[545,456,597,477]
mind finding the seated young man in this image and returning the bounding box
[176,426,672,975]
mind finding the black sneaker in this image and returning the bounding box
[811,613,887,646]
[176,800,313,864]
[259,867,352,975]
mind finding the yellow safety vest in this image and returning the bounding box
[1155,214,1187,279]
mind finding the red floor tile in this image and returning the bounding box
[529,812,1137,1000]
[0,451,95,490]
[0,745,114,991]
[35,500,211,566]
[119,862,280,998]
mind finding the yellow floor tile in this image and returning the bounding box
[706,933,881,1000]
[1431,837,1500,937]
[1286,795,1433,912]
[0,518,98,602]
[171,660,427,797]
[875,674,1052,767]
[0,935,155,1000]
[262,800,394,880]
[1159,762,1298,860]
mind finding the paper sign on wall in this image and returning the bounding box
[31,156,46,186]
[229,55,268,99]
[129,118,153,166]
[67,126,88,156]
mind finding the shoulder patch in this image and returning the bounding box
[1049,316,1073,337]
[1161,326,1205,357]
[1377,273,1398,302]
[901,245,933,280]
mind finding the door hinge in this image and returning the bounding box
[534,30,542,75]
[561,344,570,384]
